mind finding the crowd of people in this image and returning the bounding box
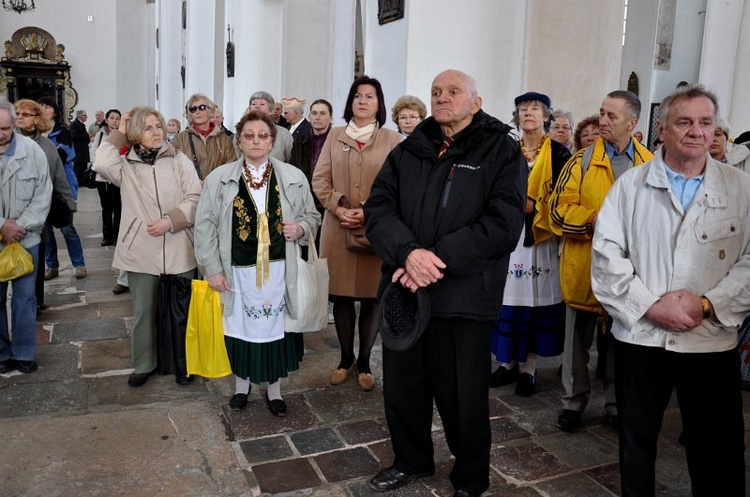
[0,69,749,496]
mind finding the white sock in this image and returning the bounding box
[266,380,282,401]
[235,376,251,395]
[500,361,517,371]
[521,354,537,376]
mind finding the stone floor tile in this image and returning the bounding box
[584,463,620,495]
[491,440,569,483]
[512,408,567,437]
[252,457,322,494]
[487,486,544,496]
[291,427,345,455]
[0,342,80,386]
[490,416,531,444]
[239,435,294,464]
[81,338,131,374]
[0,379,88,417]
[225,393,319,440]
[366,439,393,465]
[35,325,51,345]
[51,317,128,343]
[304,383,384,424]
[336,419,389,445]
[347,478,435,496]
[489,397,514,417]
[88,373,208,408]
[314,446,380,483]
[535,472,616,496]
[537,430,618,469]
[496,393,550,412]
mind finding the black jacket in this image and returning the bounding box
[365,110,526,320]
[69,118,90,164]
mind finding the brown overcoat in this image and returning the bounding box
[312,125,402,297]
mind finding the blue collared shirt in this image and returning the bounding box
[604,139,635,163]
[2,132,17,156]
[664,163,704,211]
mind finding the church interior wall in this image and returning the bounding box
[621,0,659,136]
[727,0,750,137]
[526,0,626,132]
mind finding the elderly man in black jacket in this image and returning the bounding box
[365,69,526,497]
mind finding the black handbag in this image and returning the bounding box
[155,273,193,376]
[48,193,73,228]
[82,164,98,189]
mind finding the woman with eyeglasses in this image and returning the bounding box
[391,95,426,137]
[36,96,87,281]
[489,92,571,397]
[171,94,237,180]
[311,76,401,392]
[14,99,76,311]
[93,106,202,388]
[194,111,320,416]
[90,109,123,248]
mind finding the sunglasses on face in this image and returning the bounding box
[188,104,209,113]
[241,132,271,142]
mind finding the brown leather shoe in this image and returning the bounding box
[330,365,353,385]
[112,284,129,295]
[44,268,59,281]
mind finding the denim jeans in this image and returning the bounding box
[0,244,40,361]
[45,223,85,268]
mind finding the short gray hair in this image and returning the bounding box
[607,90,642,120]
[249,91,275,109]
[657,85,718,129]
[0,98,16,123]
[76,109,87,117]
[551,110,573,129]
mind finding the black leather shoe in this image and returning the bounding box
[489,363,519,387]
[557,409,582,432]
[16,360,37,374]
[0,358,15,374]
[454,490,481,497]
[101,239,114,247]
[605,414,620,433]
[175,374,193,385]
[368,466,431,492]
[515,372,536,397]
[264,393,287,417]
[128,371,152,387]
[229,393,248,410]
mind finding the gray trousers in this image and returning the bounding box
[561,306,617,416]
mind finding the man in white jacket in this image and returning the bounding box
[0,98,52,375]
[591,85,749,497]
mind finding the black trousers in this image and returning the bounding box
[614,340,745,497]
[383,317,492,494]
[97,182,121,243]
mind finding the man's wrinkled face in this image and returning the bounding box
[0,109,14,147]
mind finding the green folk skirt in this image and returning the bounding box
[225,332,304,383]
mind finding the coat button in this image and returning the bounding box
[702,234,707,240]
[668,339,675,346]
[731,226,736,232]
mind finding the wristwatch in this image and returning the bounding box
[699,296,712,319]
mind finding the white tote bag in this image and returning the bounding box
[285,238,330,332]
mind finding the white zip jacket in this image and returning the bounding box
[591,149,750,352]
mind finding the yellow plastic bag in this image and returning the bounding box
[185,280,232,378]
[0,242,34,283]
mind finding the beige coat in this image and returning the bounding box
[93,131,203,275]
[312,125,402,298]
[172,125,237,180]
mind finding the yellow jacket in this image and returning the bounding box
[549,137,652,312]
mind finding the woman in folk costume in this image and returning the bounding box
[194,111,320,416]
[490,92,571,396]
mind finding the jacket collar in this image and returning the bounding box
[646,149,726,201]
[218,157,302,189]
[125,141,177,164]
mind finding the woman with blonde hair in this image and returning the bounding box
[390,95,426,137]
[94,106,202,387]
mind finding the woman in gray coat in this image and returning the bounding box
[194,111,320,416]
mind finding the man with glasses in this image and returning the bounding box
[172,94,237,180]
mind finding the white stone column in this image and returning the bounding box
[700,0,745,122]
[185,0,218,101]
[156,0,185,126]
